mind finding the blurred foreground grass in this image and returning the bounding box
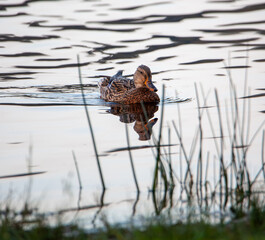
[0,202,265,240]
[0,208,265,240]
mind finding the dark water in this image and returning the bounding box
[0,0,264,229]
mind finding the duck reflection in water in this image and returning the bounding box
[107,103,158,141]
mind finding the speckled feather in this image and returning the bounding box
[99,76,135,102]
[120,87,160,104]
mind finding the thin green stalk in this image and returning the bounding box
[241,46,249,147]
[231,86,242,170]
[72,151,82,209]
[224,61,241,169]
[91,189,106,228]
[225,100,238,182]
[77,55,106,190]
[204,151,210,208]
[261,130,265,180]
[26,143,33,204]
[72,151,82,190]
[152,85,167,192]
[251,130,265,184]
[245,88,252,145]
[125,123,140,192]
[177,103,183,184]
[194,83,203,204]
[200,86,220,158]
[214,89,228,209]
[168,127,175,188]
[226,74,241,188]
[225,100,237,195]
[172,121,192,185]
[132,191,140,216]
[204,152,209,184]
[243,120,265,157]
[188,127,200,161]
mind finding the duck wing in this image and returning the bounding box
[108,77,134,94]
[108,70,133,90]
[99,70,135,102]
[110,70,123,83]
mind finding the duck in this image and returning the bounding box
[98,65,160,104]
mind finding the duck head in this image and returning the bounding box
[133,65,158,92]
[134,118,158,141]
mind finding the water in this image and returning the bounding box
[0,0,264,228]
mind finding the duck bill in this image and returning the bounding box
[146,78,157,92]
[140,118,158,140]
[145,118,158,130]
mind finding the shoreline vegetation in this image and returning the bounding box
[0,57,264,239]
[0,204,265,239]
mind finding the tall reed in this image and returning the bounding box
[77,55,106,190]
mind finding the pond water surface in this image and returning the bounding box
[0,0,265,229]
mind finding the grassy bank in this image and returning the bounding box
[0,201,265,239]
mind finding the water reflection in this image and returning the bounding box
[107,103,158,141]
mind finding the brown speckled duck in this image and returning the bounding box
[98,65,160,104]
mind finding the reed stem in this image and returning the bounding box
[125,123,140,192]
[77,55,106,190]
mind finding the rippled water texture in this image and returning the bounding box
[0,0,264,228]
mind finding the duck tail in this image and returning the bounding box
[98,76,111,100]
[98,76,110,87]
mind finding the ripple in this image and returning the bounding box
[219,20,265,27]
[163,97,191,104]
[196,28,265,36]
[253,59,265,62]
[0,52,46,57]
[180,59,223,65]
[15,61,90,69]
[111,2,171,11]
[35,58,69,62]
[154,56,176,61]
[222,65,251,69]
[0,34,59,43]
[0,76,34,81]
[27,21,139,32]
[0,0,32,10]
[0,71,37,81]
[0,12,28,17]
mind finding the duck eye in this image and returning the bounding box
[139,71,143,75]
